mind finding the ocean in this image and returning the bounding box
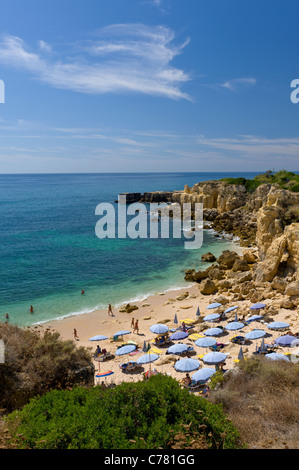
[0,172,259,327]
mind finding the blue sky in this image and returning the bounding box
[0,0,298,173]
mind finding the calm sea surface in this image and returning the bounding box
[0,172,259,326]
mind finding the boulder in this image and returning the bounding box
[217,250,240,270]
[199,279,218,295]
[285,281,299,297]
[232,258,250,272]
[201,252,216,262]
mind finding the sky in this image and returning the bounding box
[0,0,298,173]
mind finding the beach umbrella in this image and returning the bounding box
[268,321,290,330]
[150,324,169,334]
[137,352,159,364]
[89,334,109,372]
[203,313,220,322]
[114,330,131,339]
[89,335,108,341]
[170,331,188,341]
[196,307,200,317]
[238,347,244,361]
[250,303,266,310]
[245,329,266,340]
[206,303,222,310]
[225,321,245,331]
[115,344,137,356]
[142,341,150,353]
[167,343,189,355]
[265,352,290,362]
[202,352,227,365]
[204,327,223,337]
[174,314,178,325]
[260,338,266,352]
[137,352,159,375]
[224,306,239,314]
[192,367,216,382]
[274,335,299,347]
[174,357,200,372]
[195,337,217,348]
[246,314,263,323]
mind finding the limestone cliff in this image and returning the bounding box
[122,177,299,307]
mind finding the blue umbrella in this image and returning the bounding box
[225,321,245,331]
[114,330,131,337]
[115,344,136,356]
[137,352,159,364]
[196,307,200,317]
[268,321,290,330]
[224,306,239,314]
[238,347,244,361]
[167,343,189,355]
[143,341,150,353]
[170,331,188,340]
[203,352,227,365]
[203,313,220,322]
[246,314,263,323]
[274,335,299,347]
[206,303,222,310]
[250,303,266,310]
[150,324,169,334]
[174,314,178,324]
[192,367,216,382]
[174,357,200,372]
[265,352,290,362]
[195,337,217,348]
[204,327,223,337]
[89,335,108,341]
[245,329,266,340]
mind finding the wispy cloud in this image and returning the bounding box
[220,77,257,91]
[0,25,191,100]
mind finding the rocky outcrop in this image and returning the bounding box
[123,177,299,304]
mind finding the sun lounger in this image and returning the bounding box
[181,379,205,391]
[119,361,141,373]
[98,351,113,361]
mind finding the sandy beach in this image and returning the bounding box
[40,280,299,389]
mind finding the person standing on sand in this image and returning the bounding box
[133,319,139,334]
[73,328,79,341]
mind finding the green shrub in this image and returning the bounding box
[6,375,241,449]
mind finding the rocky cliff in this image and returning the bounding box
[122,177,299,308]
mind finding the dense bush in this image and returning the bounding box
[221,170,299,193]
[0,323,94,411]
[5,375,241,449]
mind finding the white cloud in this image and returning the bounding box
[0,26,191,100]
[220,77,257,91]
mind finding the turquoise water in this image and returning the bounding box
[0,172,258,326]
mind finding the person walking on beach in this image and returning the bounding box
[133,319,139,335]
[73,328,79,341]
[108,304,114,316]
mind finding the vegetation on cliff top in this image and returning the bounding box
[0,323,94,412]
[5,374,241,449]
[221,170,299,193]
